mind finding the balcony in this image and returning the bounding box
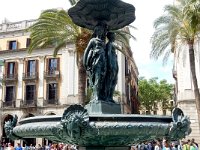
[44,70,60,80]
[2,100,16,108]
[44,99,59,106]
[3,74,18,83]
[20,99,37,108]
[23,72,38,81]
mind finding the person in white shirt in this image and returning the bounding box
[155,141,161,150]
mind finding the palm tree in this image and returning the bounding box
[28,8,92,105]
[150,0,200,128]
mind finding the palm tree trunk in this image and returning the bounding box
[78,57,86,106]
[188,43,200,131]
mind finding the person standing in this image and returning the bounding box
[183,140,190,150]
[189,141,196,150]
[155,141,161,150]
[191,139,198,150]
[163,140,171,150]
[7,143,14,150]
[29,144,35,150]
[36,144,42,150]
[15,143,22,150]
[172,143,177,150]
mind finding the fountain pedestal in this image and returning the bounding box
[85,101,121,114]
[4,105,191,148]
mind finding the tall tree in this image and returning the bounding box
[158,80,174,113]
[150,0,200,126]
[139,77,173,114]
[28,9,91,105]
[138,77,160,114]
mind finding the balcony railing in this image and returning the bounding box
[2,100,16,108]
[3,74,18,83]
[20,99,37,108]
[44,99,59,105]
[0,20,37,33]
[44,70,60,80]
[23,72,38,81]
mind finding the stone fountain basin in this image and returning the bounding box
[5,105,191,147]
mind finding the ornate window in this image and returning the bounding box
[27,60,36,76]
[5,86,15,102]
[8,40,17,50]
[48,58,58,74]
[26,38,31,48]
[25,85,36,102]
[46,83,58,104]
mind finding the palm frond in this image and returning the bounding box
[151,0,200,64]
[53,40,68,57]
[114,31,130,46]
[115,45,135,65]
[128,25,138,30]
[28,8,79,54]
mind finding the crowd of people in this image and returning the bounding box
[0,143,78,150]
[0,139,199,150]
[131,139,199,150]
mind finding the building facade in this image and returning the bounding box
[173,38,200,144]
[139,100,174,116]
[0,19,139,146]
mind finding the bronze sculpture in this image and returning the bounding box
[83,24,107,101]
[83,26,119,103]
[105,32,119,102]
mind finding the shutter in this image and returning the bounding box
[13,86,16,100]
[35,84,37,101]
[35,59,39,77]
[46,84,49,100]
[14,62,18,78]
[55,83,57,100]
[4,62,8,76]
[46,58,49,73]
[4,86,7,101]
[16,40,18,50]
[26,38,31,48]
[7,41,10,50]
[25,60,28,76]
[56,83,59,102]
[13,86,16,107]
[57,58,60,71]
[24,85,27,101]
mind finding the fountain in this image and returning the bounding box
[4,0,191,150]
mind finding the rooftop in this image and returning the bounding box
[0,19,36,33]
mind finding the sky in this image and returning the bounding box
[0,0,174,83]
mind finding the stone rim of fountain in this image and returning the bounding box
[5,105,191,146]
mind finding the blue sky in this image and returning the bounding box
[126,0,174,84]
[0,0,174,83]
